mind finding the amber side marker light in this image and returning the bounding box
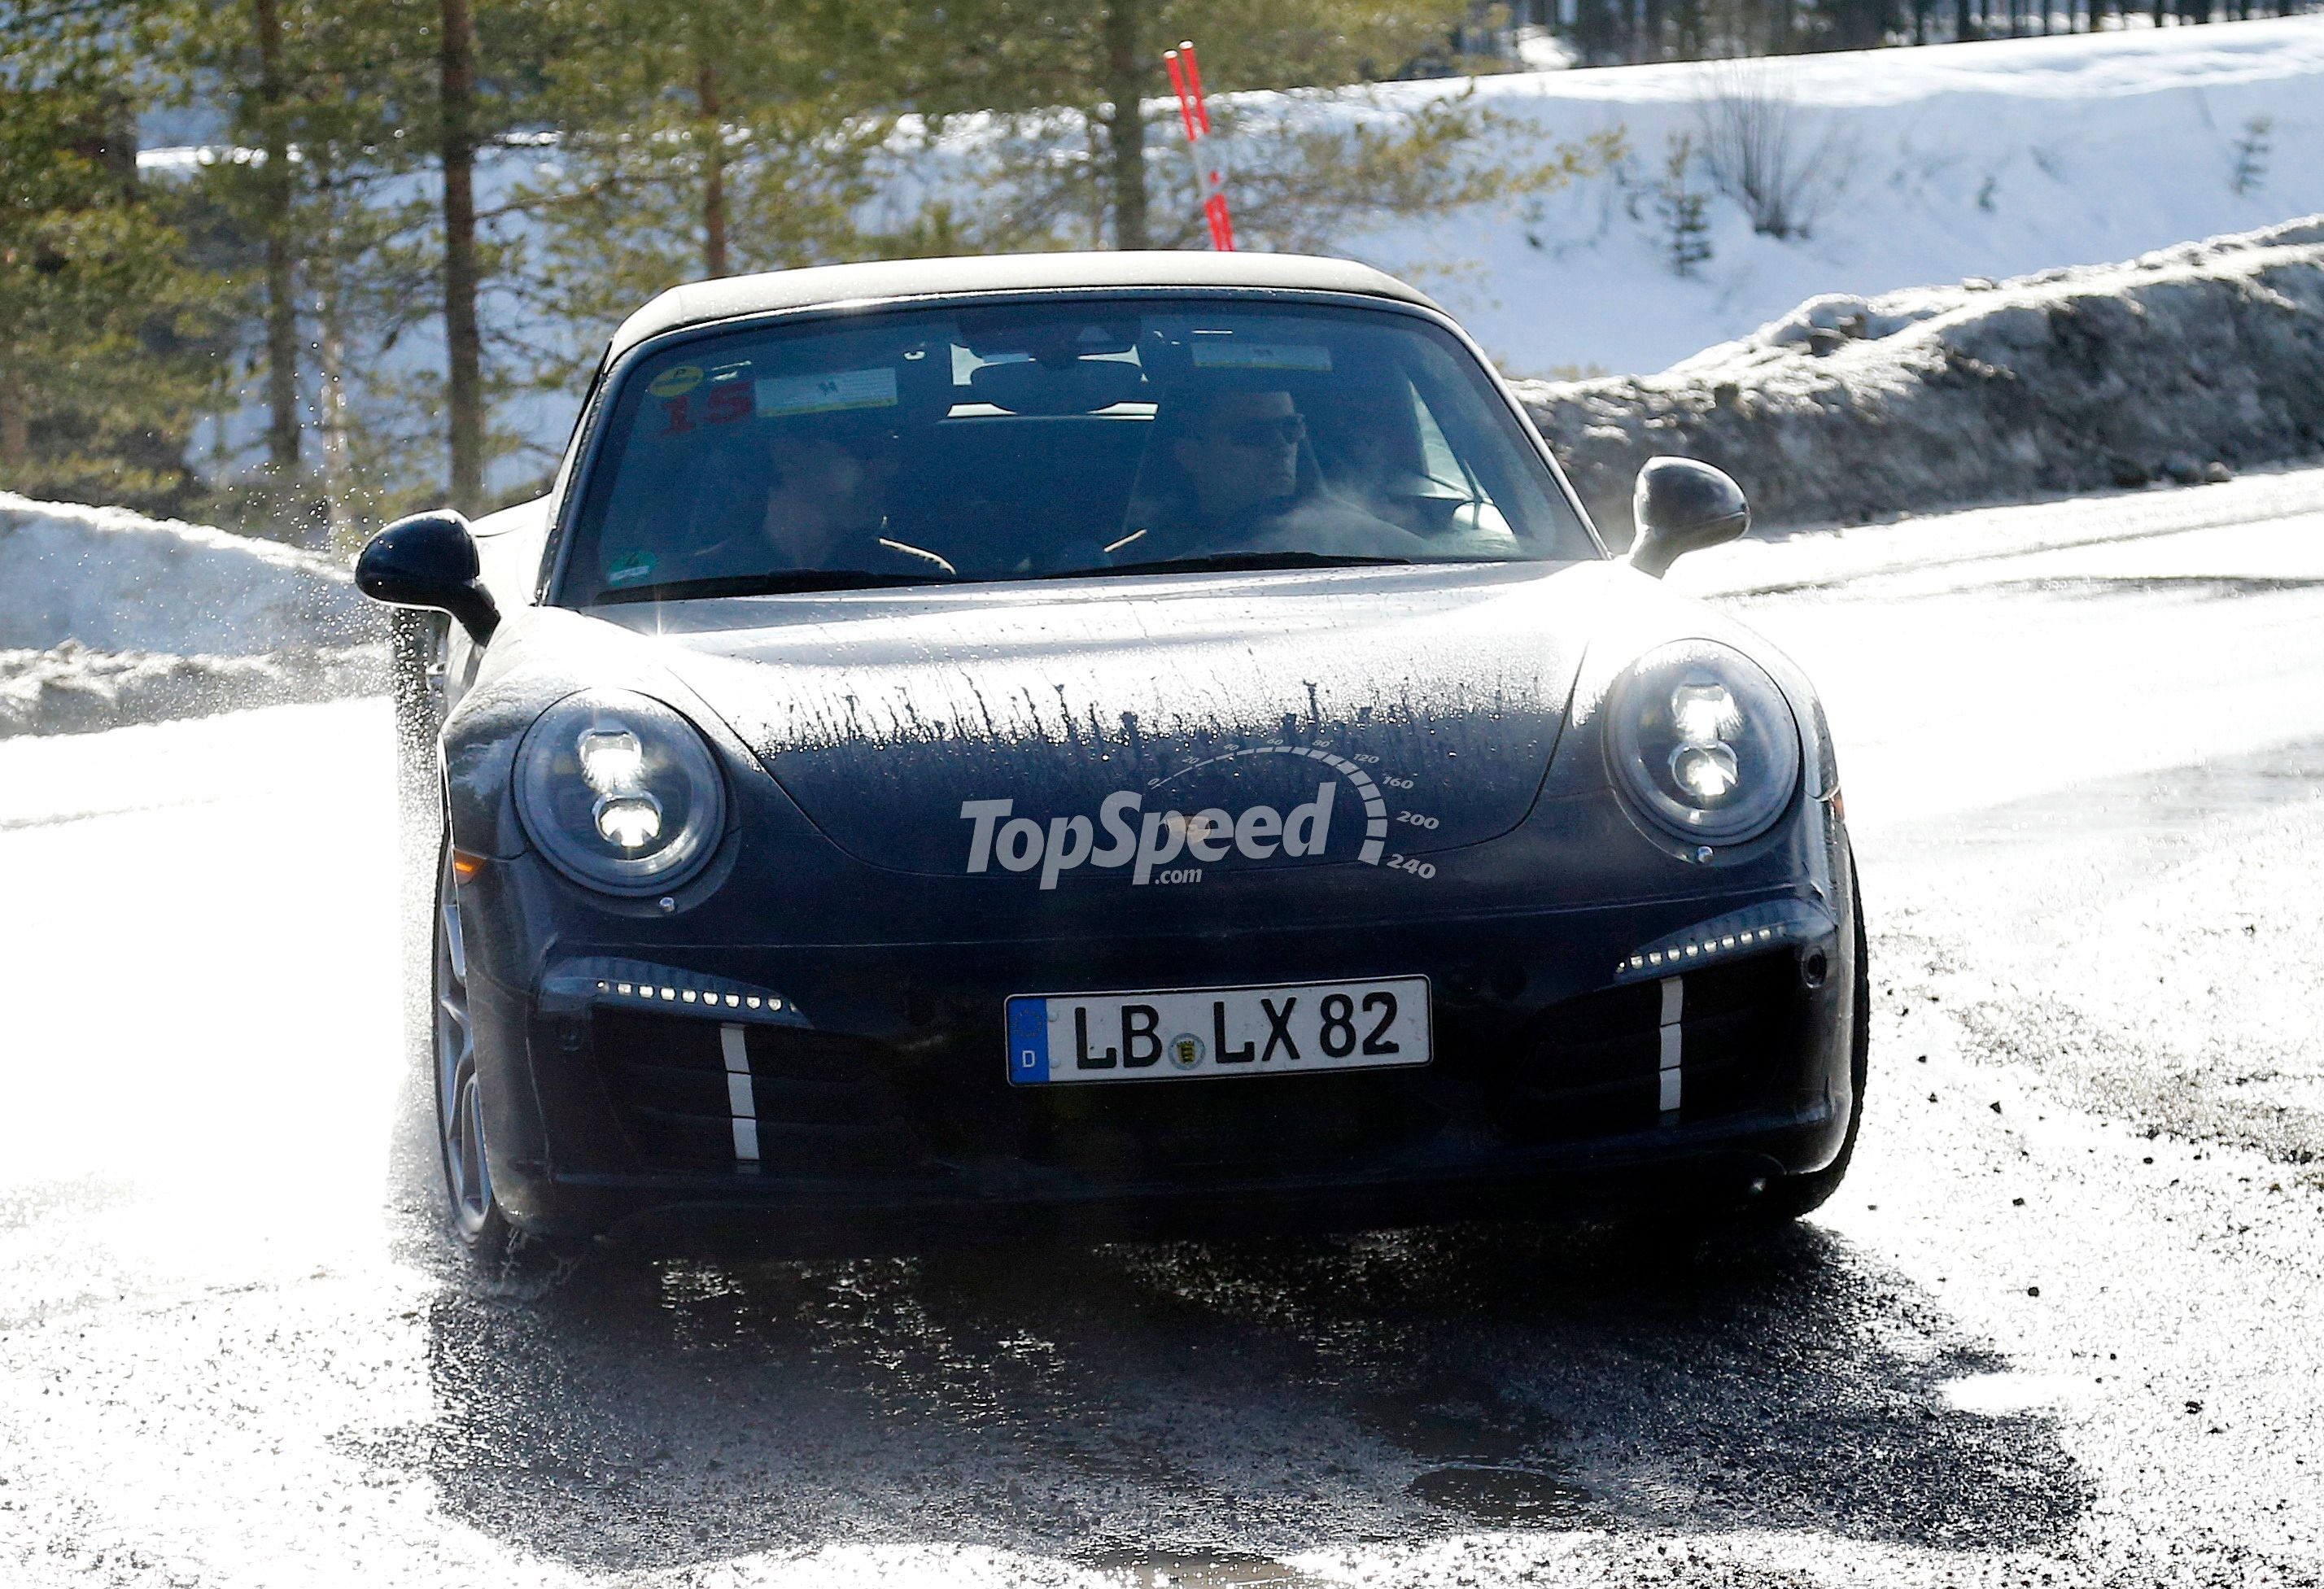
[451,850,487,880]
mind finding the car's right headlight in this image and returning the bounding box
[1604,640,1802,846]
[514,689,727,893]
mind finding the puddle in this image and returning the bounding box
[1353,1373,1556,1465]
[1407,1462,1597,1526]
[1089,1548,1315,1587]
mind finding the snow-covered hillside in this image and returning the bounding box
[1347,17,2324,378]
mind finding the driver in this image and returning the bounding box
[756,415,952,577]
[1120,387,1428,564]
[642,408,953,587]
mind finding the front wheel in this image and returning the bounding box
[433,836,526,1268]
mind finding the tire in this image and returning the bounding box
[432,833,528,1268]
[1750,862,1872,1222]
[410,631,581,1282]
[396,610,519,1262]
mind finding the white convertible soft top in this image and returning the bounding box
[606,251,1440,358]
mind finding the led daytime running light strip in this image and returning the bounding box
[539,958,801,1024]
[601,980,780,1013]
[1626,926,1780,977]
[1612,900,1838,984]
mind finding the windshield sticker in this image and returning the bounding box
[958,744,1416,889]
[647,365,704,398]
[1190,342,1333,373]
[605,548,656,585]
[755,367,898,418]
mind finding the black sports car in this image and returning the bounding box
[358,251,1867,1264]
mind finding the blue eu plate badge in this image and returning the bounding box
[1007,997,1051,1085]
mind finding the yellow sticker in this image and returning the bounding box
[648,365,705,398]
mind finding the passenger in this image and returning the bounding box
[1119,388,1429,565]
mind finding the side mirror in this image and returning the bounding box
[1628,456,1750,578]
[356,510,500,644]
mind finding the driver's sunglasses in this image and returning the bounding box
[1214,415,1306,448]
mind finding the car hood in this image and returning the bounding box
[610,561,1620,881]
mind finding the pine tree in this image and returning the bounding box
[895,0,1614,256]
[0,4,229,515]
[496,0,898,404]
[160,0,462,535]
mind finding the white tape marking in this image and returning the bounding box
[1658,976,1683,1114]
[720,1023,759,1163]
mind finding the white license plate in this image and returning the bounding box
[1005,976,1431,1086]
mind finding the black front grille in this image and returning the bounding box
[1492,949,1803,1143]
[595,1010,933,1174]
[588,949,1806,1180]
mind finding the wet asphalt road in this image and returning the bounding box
[3,470,2322,1587]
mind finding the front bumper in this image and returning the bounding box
[456,870,1860,1255]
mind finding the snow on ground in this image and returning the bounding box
[1668,455,2324,600]
[0,494,382,737]
[1349,17,2324,379]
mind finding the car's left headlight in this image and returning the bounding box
[1604,640,1802,846]
[515,689,727,893]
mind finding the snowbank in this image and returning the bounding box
[1516,216,2324,538]
[0,495,384,736]
[0,492,374,653]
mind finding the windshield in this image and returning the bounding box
[559,297,1597,604]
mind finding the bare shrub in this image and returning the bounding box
[1692,59,1853,242]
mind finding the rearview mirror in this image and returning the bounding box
[1628,457,1750,578]
[355,510,500,644]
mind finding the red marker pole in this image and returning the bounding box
[1164,40,1234,251]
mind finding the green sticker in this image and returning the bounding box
[607,548,657,584]
[755,367,898,417]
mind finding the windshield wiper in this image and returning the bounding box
[594,570,957,604]
[1038,551,1413,580]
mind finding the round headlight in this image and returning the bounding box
[515,690,727,893]
[1604,641,1801,845]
